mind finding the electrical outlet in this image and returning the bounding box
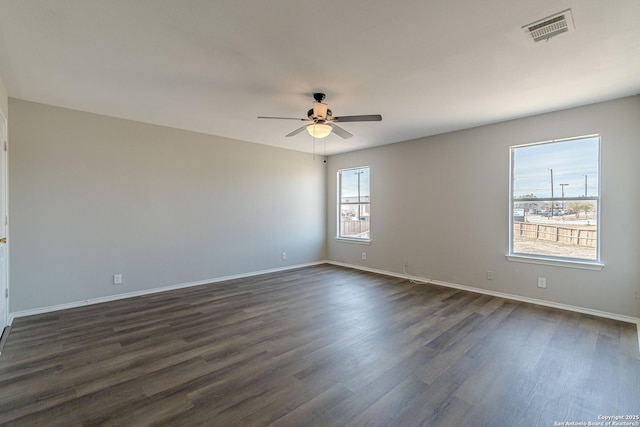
[487,270,494,280]
[537,277,547,288]
[362,252,367,260]
[282,252,287,260]
[113,274,122,285]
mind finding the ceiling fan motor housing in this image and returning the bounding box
[308,107,332,121]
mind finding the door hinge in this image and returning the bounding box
[4,289,7,298]
[3,141,6,152]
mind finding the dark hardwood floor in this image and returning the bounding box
[1,264,638,426]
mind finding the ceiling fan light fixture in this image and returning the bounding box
[307,123,332,138]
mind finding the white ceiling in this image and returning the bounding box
[0,1,639,155]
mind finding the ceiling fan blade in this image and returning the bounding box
[286,125,309,137]
[330,124,353,139]
[257,116,310,121]
[331,114,382,123]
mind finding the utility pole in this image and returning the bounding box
[550,169,554,217]
[355,170,364,219]
[584,174,587,197]
[559,183,569,210]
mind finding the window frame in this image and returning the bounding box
[507,135,603,270]
[337,166,371,243]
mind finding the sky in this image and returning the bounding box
[340,167,370,199]
[512,136,599,199]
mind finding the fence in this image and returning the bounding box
[341,220,369,237]
[513,222,597,247]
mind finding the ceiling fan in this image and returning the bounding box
[258,93,382,139]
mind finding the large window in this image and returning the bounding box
[510,135,600,264]
[338,167,370,241]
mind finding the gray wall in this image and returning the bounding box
[0,75,7,118]
[327,96,640,318]
[9,99,326,312]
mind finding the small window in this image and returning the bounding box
[338,167,370,241]
[510,135,600,264]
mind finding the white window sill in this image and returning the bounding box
[506,254,604,271]
[335,237,371,245]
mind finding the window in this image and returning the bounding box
[338,167,370,241]
[509,135,600,266]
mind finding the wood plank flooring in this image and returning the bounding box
[0,264,638,426]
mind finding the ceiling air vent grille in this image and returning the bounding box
[523,9,574,42]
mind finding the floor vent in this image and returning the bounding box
[523,9,575,43]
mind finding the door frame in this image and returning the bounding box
[0,107,8,340]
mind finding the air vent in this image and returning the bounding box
[523,9,574,43]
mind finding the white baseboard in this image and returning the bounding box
[327,260,417,282]
[9,261,326,321]
[327,261,640,351]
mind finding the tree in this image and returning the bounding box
[566,201,595,218]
